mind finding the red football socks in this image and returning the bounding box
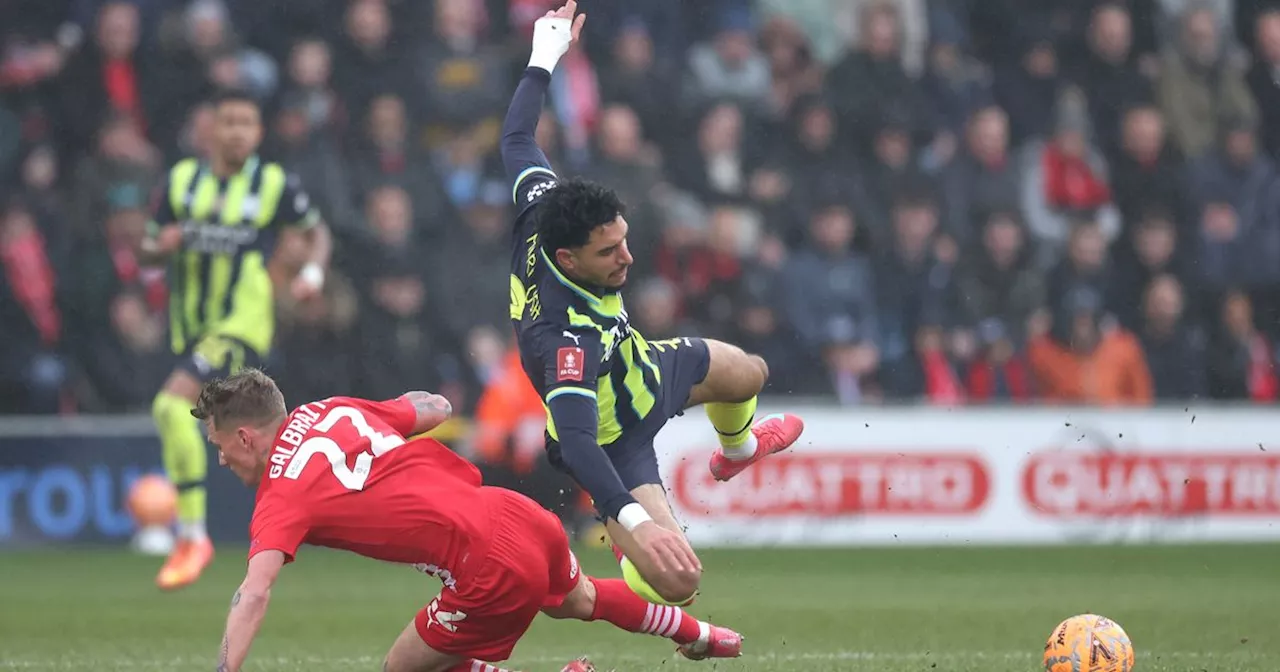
[587,577,704,645]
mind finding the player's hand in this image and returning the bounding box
[528,0,585,72]
[631,521,700,576]
[147,224,184,255]
[544,0,586,42]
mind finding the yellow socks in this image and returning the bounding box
[152,392,208,539]
[705,397,758,459]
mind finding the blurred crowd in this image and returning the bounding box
[3,0,1280,421]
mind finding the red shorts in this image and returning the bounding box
[414,489,579,662]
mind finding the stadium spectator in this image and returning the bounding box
[1245,9,1280,158]
[1110,104,1191,232]
[827,2,924,149]
[632,277,698,340]
[875,190,952,398]
[1140,273,1207,399]
[1046,221,1113,322]
[268,93,357,233]
[433,178,512,336]
[1187,117,1274,232]
[992,27,1062,146]
[857,105,930,246]
[1028,288,1154,406]
[1156,4,1258,160]
[758,15,824,117]
[1208,289,1278,400]
[964,320,1033,404]
[1110,208,1195,331]
[683,8,772,115]
[1072,3,1155,157]
[0,199,68,414]
[941,104,1020,246]
[273,272,359,406]
[772,95,860,245]
[590,104,665,252]
[919,9,990,137]
[54,2,147,162]
[348,92,449,226]
[332,0,412,122]
[783,197,879,404]
[413,0,509,150]
[1198,199,1248,291]
[1020,88,1122,259]
[79,288,169,412]
[595,19,678,149]
[670,101,754,204]
[956,210,1046,348]
[67,113,160,243]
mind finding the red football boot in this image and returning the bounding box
[560,657,596,671]
[709,413,804,482]
[677,625,743,660]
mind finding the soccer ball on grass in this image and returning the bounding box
[126,474,178,556]
[1043,614,1135,672]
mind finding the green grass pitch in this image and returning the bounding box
[0,544,1276,671]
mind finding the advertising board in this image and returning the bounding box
[0,418,254,546]
[656,406,1280,546]
[3,406,1279,548]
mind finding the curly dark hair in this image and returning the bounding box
[191,368,287,429]
[532,178,627,252]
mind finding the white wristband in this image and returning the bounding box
[617,503,652,532]
[299,262,324,289]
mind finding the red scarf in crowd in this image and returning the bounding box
[921,350,964,405]
[103,58,146,134]
[1246,334,1278,402]
[966,356,1031,403]
[1,227,61,345]
[1042,143,1110,210]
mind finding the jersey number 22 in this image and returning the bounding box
[283,406,406,490]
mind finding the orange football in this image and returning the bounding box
[126,474,178,527]
[1044,614,1135,672]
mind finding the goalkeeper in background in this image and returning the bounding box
[140,89,332,591]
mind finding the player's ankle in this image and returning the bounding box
[719,433,757,461]
[177,520,208,542]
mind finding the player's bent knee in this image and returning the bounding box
[544,575,596,620]
[751,355,770,386]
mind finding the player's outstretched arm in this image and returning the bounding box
[216,550,285,672]
[500,1,584,190]
[401,390,453,435]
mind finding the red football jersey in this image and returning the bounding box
[249,396,492,588]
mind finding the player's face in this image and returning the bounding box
[207,420,264,486]
[214,100,263,166]
[564,217,633,289]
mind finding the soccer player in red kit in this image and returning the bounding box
[197,369,742,672]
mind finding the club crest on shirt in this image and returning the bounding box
[557,347,584,382]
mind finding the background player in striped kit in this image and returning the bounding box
[140,89,332,591]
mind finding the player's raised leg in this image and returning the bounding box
[543,569,743,660]
[685,339,804,482]
[151,369,214,590]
